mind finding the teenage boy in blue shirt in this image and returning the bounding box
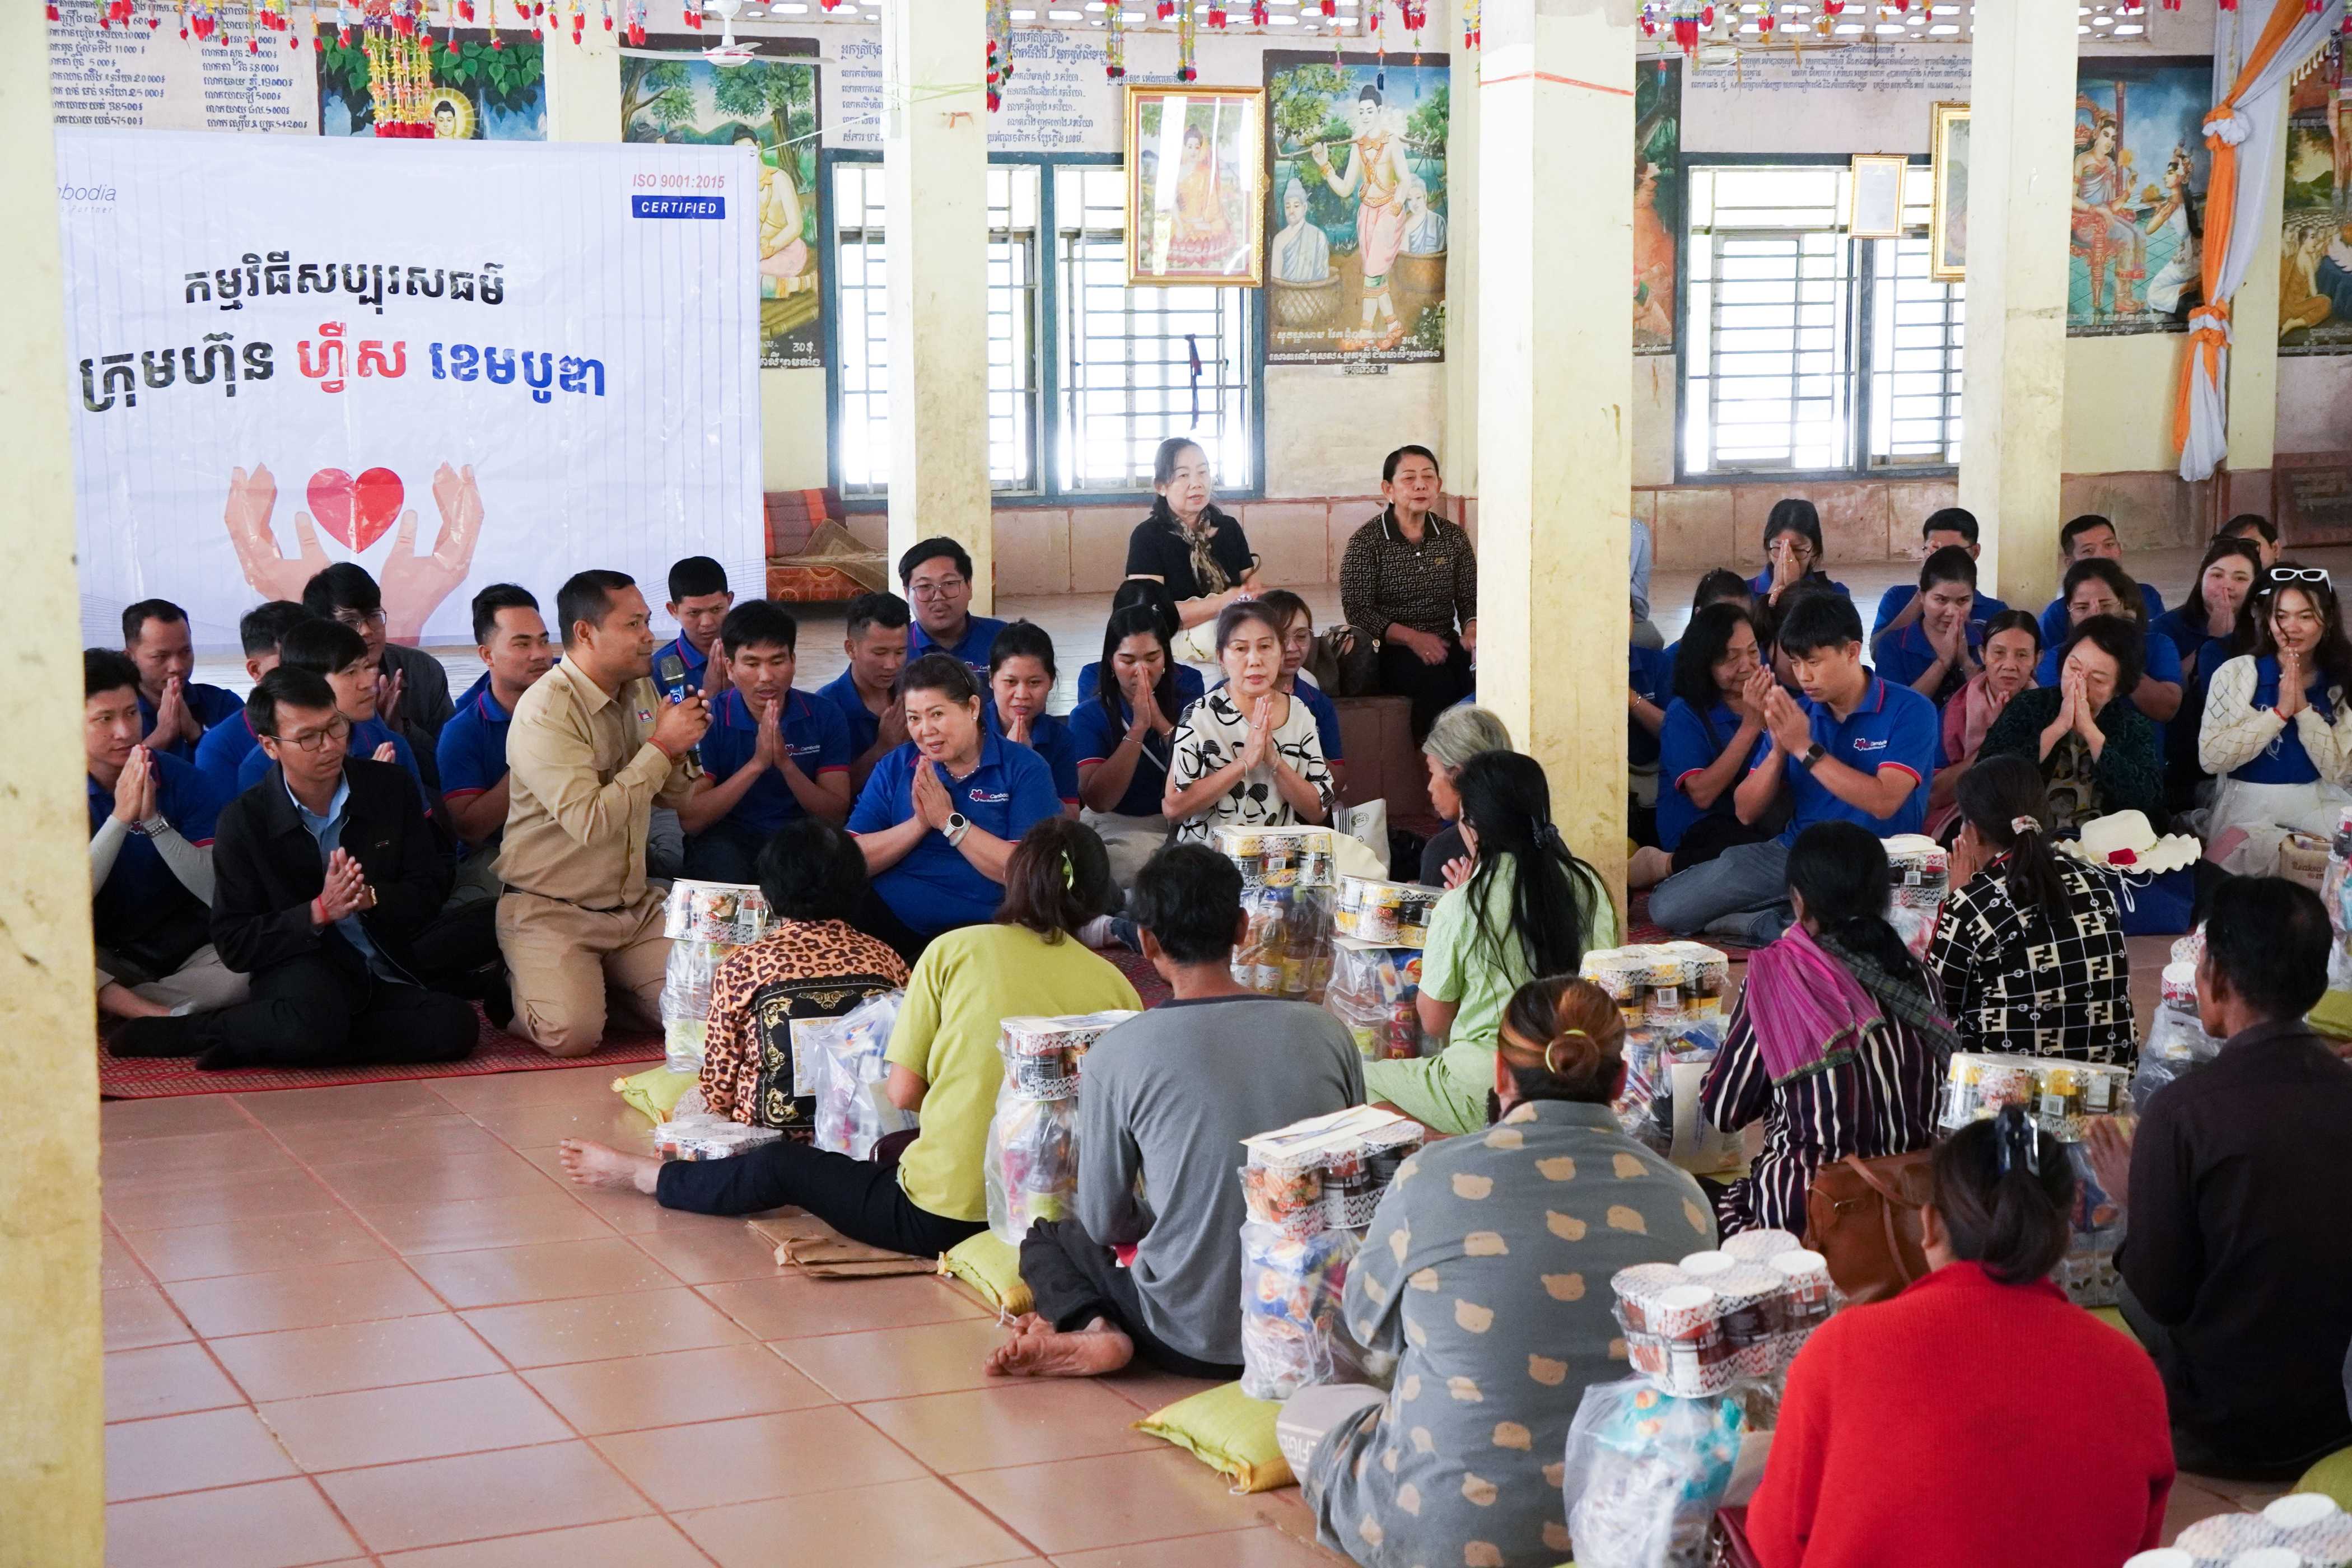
[193,600,310,797]
[660,554,734,697]
[1650,592,1938,948]
[123,599,244,762]
[819,591,913,791]
[437,584,557,859]
[2037,515,2166,647]
[1870,507,2010,641]
[237,619,430,811]
[680,600,854,884]
[900,536,1007,677]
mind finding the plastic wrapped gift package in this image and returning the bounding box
[1560,1379,1747,1568]
[805,991,914,1159]
[998,1010,1136,1099]
[2060,1141,2127,1309]
[1238,1220,1358,1401]
[1231,882,1333,1002]
[985,1091,1081,1245]
[1939,1052,2129,1141]
[1332,874,1440,945]
[660,940,731,1074]
[1323,936,1426,1061]
[652,1115,784,1161]
[1212,824,1338,889]
[661,878,771,945]
[1881,834,1950,960]
[1241,1104,1424,1234]
[1582,942,1732,1031]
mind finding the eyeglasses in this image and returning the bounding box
[909,579,967,601]
[272,715,353,753]
[2266,568,2331,587]
[333,608,389,631]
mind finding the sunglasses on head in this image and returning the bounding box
[2264,567,2331,590]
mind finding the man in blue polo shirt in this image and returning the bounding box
[123,599,243,763]
[900,536,1006,678]
[680,600,853,883]
[193,600,310,797]
[1650,592,1937,947]
[438,583,556,860]
[237,619,430,811]
[1870,507,2010,641]
[820,591,913,791]
[660,555,735,698]
[1873,547,1985,710]
[2038,515,2166,647]
[85,650,247,1026]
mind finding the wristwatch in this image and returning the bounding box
[130,813,171,838]
[944,811,971,847]
[1796,743,1827,771]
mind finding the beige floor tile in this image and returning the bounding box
[407,1236,682,1308]
[461,1286,752,1368]
[319,1148,568,1208]
[362,1192,617,1256]
[2160,1481,2250,1546]
[123,1210,395,1283]
[594,1403,925,1511]
[772,1317,1011,1402]
[675,1477,1037,1568]
[1100,1368,1231,1413]
[99,1095,255,1143]
[104,1342,245,1423]
[377,1516,715,1568]
[267,1113,515,1168]
[207,1314,506,1403]
[698,1271,991,1340]
[162,1257,444,1338]
[316,1440,652,1554]
[521,1342,834,1435]
[103,1168,340,1233]
[101,1128,301,1186]
[104,1281,195,1352]
[625,1216,795,1284]
[461,1096,657,1149]
[104,1477,360,1568]
[259,1372,573,1472]
[237,1080,463,1126]
[100,1229,151,1291]
[1049,1525,1352,1567]
[856,1381,1164,1473]
[426,1063,631,1111]
[104,1406,300,1503]
[958,1448,1301,1556]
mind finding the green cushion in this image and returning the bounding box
[612,1066,698,1124]
[939,1232,1032,1317]
[1135,1382,1293,1494]
[2295,1445,2352,1513]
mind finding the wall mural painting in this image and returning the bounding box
[317,27,545,140]
[2068,58,2210,338]
[2280,41,2352,356]
[1635,59,1682,357]
[1264,50,1449,365]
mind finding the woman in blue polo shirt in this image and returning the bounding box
[2151,536,2261,805]
[1071,602,1187,885]
[2198,568,2352,875]
[847,652,1065,960]
[984,620,1081,819]
[1749,498,1850,608]
[1635,603,1774,888]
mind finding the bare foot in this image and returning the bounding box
[1628,845,1674,891]
[986,1317,1135,1379]
[560,1138,660,1195]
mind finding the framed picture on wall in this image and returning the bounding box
[1929,101,1969,283]
[1126,85,1265,288]
[1849,153,1908,239]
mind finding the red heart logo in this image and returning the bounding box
[304,466,404,552]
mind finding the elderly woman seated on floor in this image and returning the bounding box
[559,818,1138,1257]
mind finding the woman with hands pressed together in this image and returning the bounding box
[1164,601,1335,844]
[1926,610,2041,837]
[983,621,1083,819]
[2197,566,2352,875]
[845,652,1064,962]
[1630,603,1777,889]
[1977,616,2165,833]
[1748,499,1849,609]
[1071,603,1187,884]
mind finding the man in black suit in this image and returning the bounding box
[110,668,478,1070]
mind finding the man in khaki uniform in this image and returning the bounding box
[498,569,710,1056]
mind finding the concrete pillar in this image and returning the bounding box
[543,23,622,143]
[880,0,993,610]
[1476,0,1634,903]
[1957,0,2078,614]
[0,3,105,1561]
[1443,29,1479,502]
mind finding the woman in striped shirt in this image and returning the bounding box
[1699,821,1954,1236]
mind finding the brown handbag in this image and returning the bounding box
[1803,1150,1936,1305]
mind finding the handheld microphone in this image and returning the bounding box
[652,649,704,779]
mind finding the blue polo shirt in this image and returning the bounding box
[1208,675,1345,761]
[846,733,1061,935]
[1630,643,1674,769]
[657,633,713,698]
[436,673,515,839]
[2038,583,2165,650]
[817,667,890,758]
[983,702,1081,807]
[2034,628,2184,753]
[1077,661,1207,713]
[1747,570,1851,600]
[88,751,222,947]
[1874,619,1986,706]
[1872,584,2010,640]
[2148,608,2236,685]
[909,614,1009,678]
[138,682,244,762]
[1775,674,1939,843]
[238,715,423,801]
[1658,697,1766,852]
[1068,693,1180,818]
[698,687,854,836]
[193,710,261,799]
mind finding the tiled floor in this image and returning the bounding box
[98,1069,1345,1568]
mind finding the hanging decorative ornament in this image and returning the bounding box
[1105,0,1125,80]
[1207,1,1226,28]
[986,0,1013,109]
[1176,0,1197,79]
[1366,0,1385,89]
[188,0,221,41]
[1156,0,1172,20]
[1459,0,1476,48]
[1250,0,1267,24]
[359,0,438,136]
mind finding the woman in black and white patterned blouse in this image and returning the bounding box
[1928,754,2134,1065]
[1164,600,1335,844]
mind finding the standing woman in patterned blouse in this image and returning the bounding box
[1339,445,1477,739]
[1287,976,1713,1568]
[1700,822,1954,1237]
[1928,755,2132,1064]
[1164,600,1335,844]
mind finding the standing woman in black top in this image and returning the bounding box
[1338,444,1478,739]
[1123,437,1260,633]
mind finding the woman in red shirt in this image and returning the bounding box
[1743,1108,2173,1567]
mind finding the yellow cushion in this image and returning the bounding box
[2307,989,2352,1042]
[938,1231,1032,1317]
[612,1066,698,1124]
[2088,1305,2142,1345]
[2296,1445,2352,1513]
[1135,1382,1294,1494]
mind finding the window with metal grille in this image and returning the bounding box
[1681,162,1963,479]
[827,157,1258,501]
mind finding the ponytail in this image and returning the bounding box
[1455,752,1603,978]
[1496,977,1626,1107]
[1928,1107,2075,1285]
[1956,754,2078,922]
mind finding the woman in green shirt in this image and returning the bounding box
[557,818,1137,1257]
[1364,751,1617,1135]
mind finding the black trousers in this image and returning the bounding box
[1019,1218,1244,1380]
[851,885,939,969]
[185,953,478,1071]
[2118,1281,2352,1482]
[684,818,767,886]
[1376,636,1476,743]
[655,1136,985,1258]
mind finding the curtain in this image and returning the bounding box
[2171,0,2344,482]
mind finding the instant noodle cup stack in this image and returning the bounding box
[662,879,771,945]
[1711,1266,1788,1382]
[998,1011,1136,1099]
[1677,1250,1737,1282]
[1882,834,1950,960]
[1212,825,1337,889]
[2161,961,2201,1012]
[1720,1228,1803,1264]
[1608,1262,1693,1331]
[1242,1104,1424,1234]
[1771,1249,1834,1329]
[2265,1494,2352,1567]
[1332,874,1440,945]
[2171,1513,2286,1564]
